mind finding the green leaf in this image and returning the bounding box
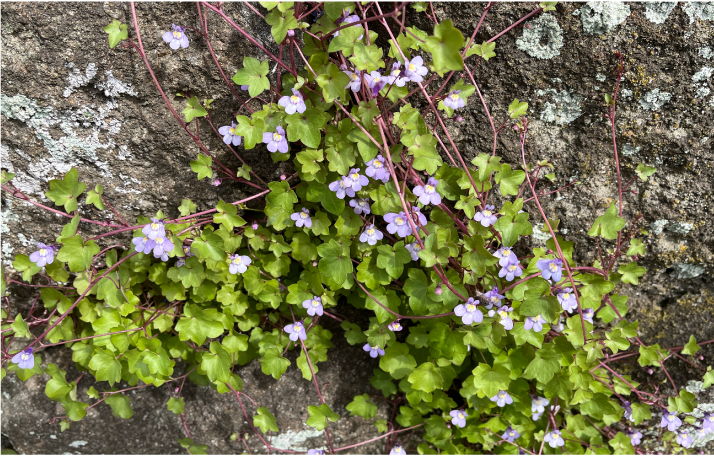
[265,181,298,230]
[523,345,560,383]
[508,98,528,119]
[324,2,353,20]
[540,1,558,12]
[349,42,384,72]
[376,243,411,279]
[587,204,626,240]
[493,210,532,247]
[520,296,561,322]
[191,229,225,262]
[462,235,498,276]
[703,367,714,389]
[254,407,280,433]
[201,342,232,383]
[380,343,417,380]
[635,164,656,181]
[86,185,105,210]
[318,239,353,285]
[471,363,510,398]
[346,393,378,420]
[286,107,325,148]
[167,397,185,414]
[408,362,443,393]
[10,314,31,339]
[12,255,41,282]
[403,269,437,315]
[316,63,350,103]
[682,335,701,356]
[183,97,208,122]
[618,262,646,285]
[235,115,265,150]
[626,238,645,256]
[370,368,397,397]
[306,404,340,431]
[471,153,502,182]
[232,57,271,97]
[638,344,664,367]
[175,304,225,345]
[265,8,298,44]
[327,25,365,56]
[177,438,209,455]
[494,164,525,196]
[424,20,464,75]
[46,168,86,213]
[103,19,128,48]
[1,170,15,184]
[57,236,100,272]
[105,393,133,419]
[408,134,442,175]
[260,348,290,379]
[89,349,122,386]
[465,41,496,60]
[214,200,246,231]
[190,154,213,181]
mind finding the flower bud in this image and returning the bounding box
[312,260,319,267]
[287,29,295,36]
[212,178,222,186]
[456,116,463,122]
[251,222,259,230]
[280,174,287,181]
[435,285,443,295]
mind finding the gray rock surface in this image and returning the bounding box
[2,1,714,454]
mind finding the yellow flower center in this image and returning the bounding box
[499,310,508,318]
[408,64,415,71]
[466,304,476,312]
[374,76,380,82]
[682,433,688,438]
[290,95,300,103]
[534,315,541,322]
[536,400,541,405]
[508,265,517,271]
[503,249,510,256]
[229,127,236,135]
[563,293,570,299]
[233,257,242,264]
[173,31,182,39]
[312,300,320,307]
[300,212,308,219]
[483,210,492,217]
[499,393,505,398]
[359,200,366,206]
[451,93,459,101]
[39,248,47,255]
[426,185,434,192]
[156,237,165,245]
[373,160,382,168]
[509,431,515,437]
[395,217,404,225]
[367,229,375,236]
[458,413,464,419]
[273,133,282,142]
[142,237,148,243]
[151,222,159,230]
[351,73,359,81]
[21,353,29,360]
[352,173,360,180]
[549,263,559,272]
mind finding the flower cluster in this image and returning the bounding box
[132,218,174,261]
[494,246,522,281]
[343,56,427,97]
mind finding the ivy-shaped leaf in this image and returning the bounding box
[232,57,271,97]
[424,20,464,75]
[86,184,105,210]
[183,97,208,122]
[45,168,86,213]
[103,19,128,49]
[587,204,626,240]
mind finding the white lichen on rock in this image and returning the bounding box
[666,221,694,235]
[621,144,640,156]
[595,73,606,82]
[700,47,713,60]
[267,429,324,452]
[682,1,714,23]
[638,88,672,111]
[516,13,564,60]
[580,2,631,35]
[538,89,584,125]
[63,62,97,98]
[692,66,713,83]
[95,70,138,98]
[651,219,669,235]
[672,263,706,279]
[644,2,678,24]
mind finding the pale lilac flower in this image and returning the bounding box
[501,426,520,443]
[142,217,166,240]
[29,243,55,267]
[405,242,421,261]
[278,89,307,115]
[343,168,369,192]
[537,258,563,283]
[11,347,34,370]
[449,409,468,428]
[153,236,174,262]
[544,430,565,448]
[524,315,544,332]
[532,412,542,421]
[303,296,324,317]
[454,298,483,325]
[366,155,390,183]
[350,198,371,215]
[491,306,514,330]
[410,206,427,227]
[307,451,324,455]
[557,288,578,313]
[363,343,385,358]
[360,224,384,246]
[385,212,412,238]
[335,14,362,39]
[413,177,442,206]
[622,400,634,422]
[389,445,405,455]
[491,390,513,407]
[262,126,289,153]
[228,254,251,274]
[531,396,549,414]
[482,287,504,310]
[403,56,428,83]
[661,411,682,432]
[629,431,642,446]
[444,90,465,110]
[344,69,362,92]
[697,428,708,439]
[291,207,312,228]
[218,121,242,146]
[163,24,189,49]
[583,308,594,324]
[328,178,355,199]
[388,321,403,332]
[498,262,522,281]
[677,432,693,448]
[703,412,714,432]
[553,315,565,332]
[474,205,498,227]
[386,62,407,87]
[132,236,155,254]
[364,71,388,97]
[240,85,250,91]
[285,321,307,341]
[494,246,518,267]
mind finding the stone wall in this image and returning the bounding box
[2,1,713,453]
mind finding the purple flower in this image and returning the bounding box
[444,90,465,110]
[285,321,307,341]
[501,426,520,443]
[498,262,522,281]
[622,400,634,422]
[531,396,549,414]
[413,177,442,206]
[385,212,412,238]
[364,71,388,97]
[278,89,307,115]
[410,206,427,227]
[703,412,714,432]
[142,217,166,240]
[449,409,468,428]
[661,411,682,432]
[360,224,384,246]
[474,205,498,227]
[366,155,390,183]
[405,242,421,261]
[536,258,563,283]
[389,444,405,455]
[228,254,251,274]
[132,236,155,254]
[629,431,642,446]
[344,69,362,92]
[11,347,34,370]
[677,432,693,448]
[386,62,407,87]
[29,243,56,267]
[291,207,312,228]
[328,178,355,199]
[524,315,544,332]
[404,56,428,83]
[335,14,362,39]
[491,306,514,330]
[363,343,385,358]
[532,412,542,421]
[349,198,371,215]
[262,126,289,153]
[557,288,578,313]
[491,390,513,407]
[307,451,324,455]
[240,85,249,91]
[218,121,242,146]
[544,430,565,448]
[388,321,403,332]
[454,298,483,325]
[494,246,518,267]
[553,315,565,332]
[302,296,324,317]
[343,168,369,192]
[162,24,189,49]
[153,236,174,261]
[583,308,594,324]
[483,287,504,310]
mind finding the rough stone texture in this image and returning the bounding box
[2,1,714,453]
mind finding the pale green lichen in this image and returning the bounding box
[595,73,606,82]
[700,47,713,60]
[516,13,564,60]
[692,67,713,83]
[682,2,714,23]
[580,2,631,35]
[538,89,584,125]
[638,88,672,111]
[621,144,640,156]
[667,222,694,235]
[651,219,668,235]
[673,263,706,279]
[644,2,677,24]
[268,429,324,452]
